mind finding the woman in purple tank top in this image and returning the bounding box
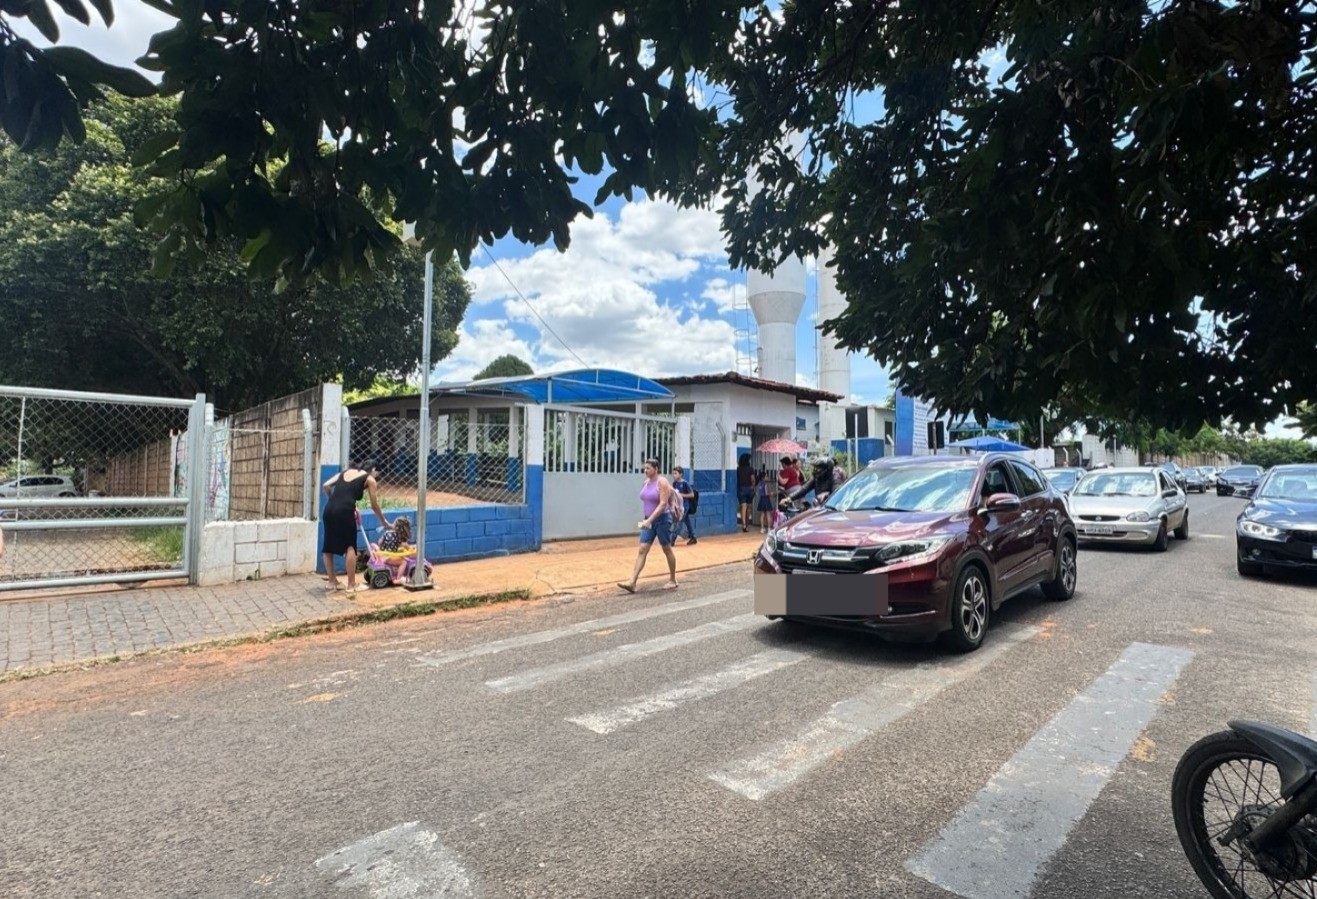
[618,458,679,593]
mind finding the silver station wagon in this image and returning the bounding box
[1069,467,1189,551]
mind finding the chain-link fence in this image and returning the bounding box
[691,419,727,493]
[349,408,527,507]
[0,388,199,589]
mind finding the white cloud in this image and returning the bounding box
[450,198,737,379]
[432,320,539,383]
[701,277,739,314]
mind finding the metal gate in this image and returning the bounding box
[0,386,207,592]
[541,405,676,539]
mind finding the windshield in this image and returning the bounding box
[1257,468,1317,501]
[1224,467,1263,478]
[824,465,978,513]
[1074,472,1158,498]
[1045,470,1079,490]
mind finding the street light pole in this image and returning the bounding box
[407,250,435,590]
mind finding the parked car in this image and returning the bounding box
[0,475,78,498]
[1216,465,1265,497]
[1042,467,1086,495]
[1152,461,1187,490]
[1069,467,1189,551]
[1236,465,1317,577]
[752,453,1078,653]
[1198,466,1220,486]
[1182,468,1208,494]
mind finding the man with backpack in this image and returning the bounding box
[671,466,699,545]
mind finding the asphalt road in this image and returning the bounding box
[2,493,1316,899]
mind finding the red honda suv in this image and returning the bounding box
[752,454,1079,652]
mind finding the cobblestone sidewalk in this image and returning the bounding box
[0,531,763,676]
[0,575,342,674]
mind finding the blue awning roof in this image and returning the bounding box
[434,368,674,405]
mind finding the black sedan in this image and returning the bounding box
[1237,465,1317,577]
[1183,468,1208,493]
[1217,465,1265,497]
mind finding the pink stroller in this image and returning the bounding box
[357,510,432,589]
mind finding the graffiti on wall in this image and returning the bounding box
[208,425,231,520]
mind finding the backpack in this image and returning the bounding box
[687,486,700,514]
[663,477,685,523]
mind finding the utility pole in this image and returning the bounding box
[407,249,435,591]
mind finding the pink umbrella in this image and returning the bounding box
[754,438,807,455]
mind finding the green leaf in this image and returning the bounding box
[129,129,179,166]
[239,229,272,263]
[86,0,113,26]
[25,0,60,43]
[51,0,91,27]
[44,46,156,97]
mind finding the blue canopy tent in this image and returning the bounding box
[434,368,675,406]
[948,435,1032,452]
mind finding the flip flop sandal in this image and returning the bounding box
[617,583,636,594]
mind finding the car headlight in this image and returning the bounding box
[1125,511,1152,522]
[763,531,780,555]
[1239,520,1284,540]
[874,536,953,563]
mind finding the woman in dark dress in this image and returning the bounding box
[321,459,389,592]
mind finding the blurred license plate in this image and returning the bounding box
[1312,547,1317,560]
[754,572,888,616]
[1085,526,1115,535]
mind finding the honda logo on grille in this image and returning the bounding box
[807,550,822,565]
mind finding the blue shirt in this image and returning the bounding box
[672,478,692,509]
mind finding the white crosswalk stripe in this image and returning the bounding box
[906,641,1193,899]
[414,589,750,668]
[567,648,809,735]
[706,626,1039,801]
[485,613,762,694]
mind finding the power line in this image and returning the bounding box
[479,246,589,368]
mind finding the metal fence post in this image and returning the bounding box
[301,408,314,520]
[184,394,209,584]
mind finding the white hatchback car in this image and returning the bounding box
[1069,467,1188,551]
[0,475,79,498]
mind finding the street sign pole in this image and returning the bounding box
[407,250,435,591]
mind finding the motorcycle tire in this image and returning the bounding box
[1172,730,1317,899]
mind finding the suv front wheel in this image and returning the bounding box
[1042,537,1077,601]
[943,565,990,653]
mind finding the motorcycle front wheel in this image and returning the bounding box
[1172,730,1317,898]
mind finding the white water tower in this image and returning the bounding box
[816,244,851,446]
[745,132,806,385]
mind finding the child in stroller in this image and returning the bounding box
[359,514,432,588]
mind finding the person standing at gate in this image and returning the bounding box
[778,455,801,496]
[618,458,678,593]
[671,466,697,545]
[321,459,390,593]
[736,453,754,532]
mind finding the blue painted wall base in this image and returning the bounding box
[317,463,544,573]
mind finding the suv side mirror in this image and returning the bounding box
[983,492,1021,513]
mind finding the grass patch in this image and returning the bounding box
[129,525,185,563]
[0,587,532,685]
[357,496,415,510]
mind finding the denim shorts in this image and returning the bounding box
[640,512,674,547]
